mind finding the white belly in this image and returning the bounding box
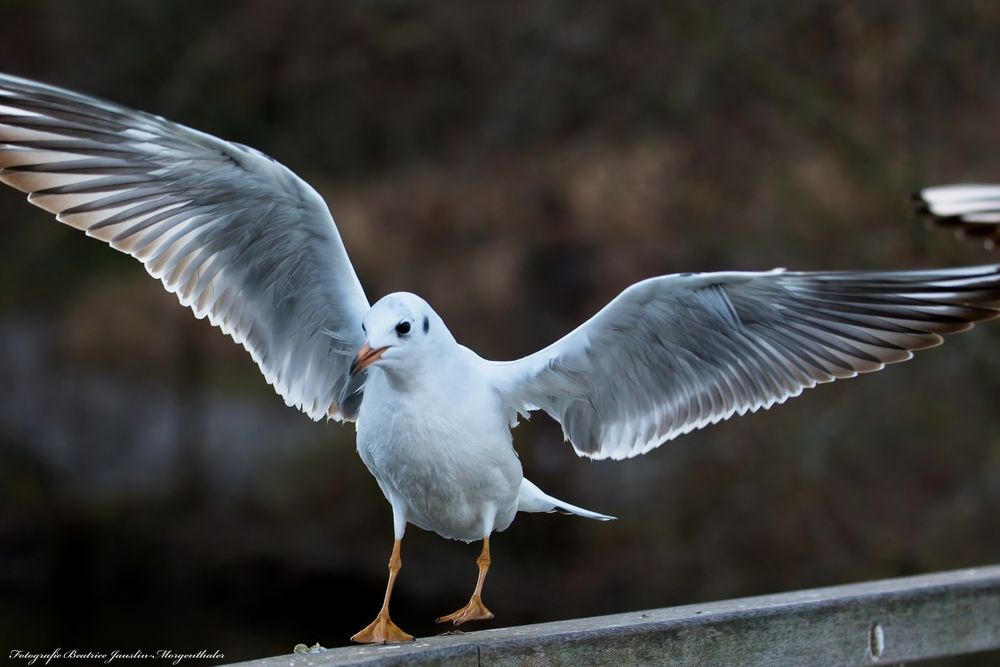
[356,372,522,542]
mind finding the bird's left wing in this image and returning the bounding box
[0,73,370,421]
[488,266,1000,460]
[915,184,1000,244]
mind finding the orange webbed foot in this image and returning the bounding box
[351,611,414,644]
[435,594,494,626]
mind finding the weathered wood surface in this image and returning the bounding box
[229,565,1000,667]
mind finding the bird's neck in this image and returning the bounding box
[379,343,470,395]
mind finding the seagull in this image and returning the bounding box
[915,183,1000,247]
[5,73,1000,644]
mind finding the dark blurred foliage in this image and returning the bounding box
[1,1,999,664]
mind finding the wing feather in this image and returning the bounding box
[915,184,1000,245]
[489,266,1000,460]
[0,73,370,421]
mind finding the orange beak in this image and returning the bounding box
[350,343,389,377]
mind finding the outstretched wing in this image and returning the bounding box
[0,73,370,421]
[488,266,1000,460]
[915,184,1000,245]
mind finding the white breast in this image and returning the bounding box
[355,350,522,542]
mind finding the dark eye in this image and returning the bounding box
[395,321,411,336]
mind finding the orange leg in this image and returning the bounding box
[436,537,495,626]
[351,539,414,643]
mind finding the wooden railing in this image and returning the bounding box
[229,565,1000,666]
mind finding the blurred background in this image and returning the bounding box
[1,1,999,664]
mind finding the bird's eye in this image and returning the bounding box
[395,321,411,336]
[361,323,366,333]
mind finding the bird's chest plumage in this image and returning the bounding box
[355,369,522,541]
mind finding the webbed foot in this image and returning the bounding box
[351,611,414,644]
[436,594,494,626]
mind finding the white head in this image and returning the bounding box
[350,292,454,380]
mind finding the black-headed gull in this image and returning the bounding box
[4,73,1000,644]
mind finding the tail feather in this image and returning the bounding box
[517,478,615,521]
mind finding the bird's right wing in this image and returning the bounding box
[915,184,1000,245]
[488,266,1000,460]
[0,73,370,421]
